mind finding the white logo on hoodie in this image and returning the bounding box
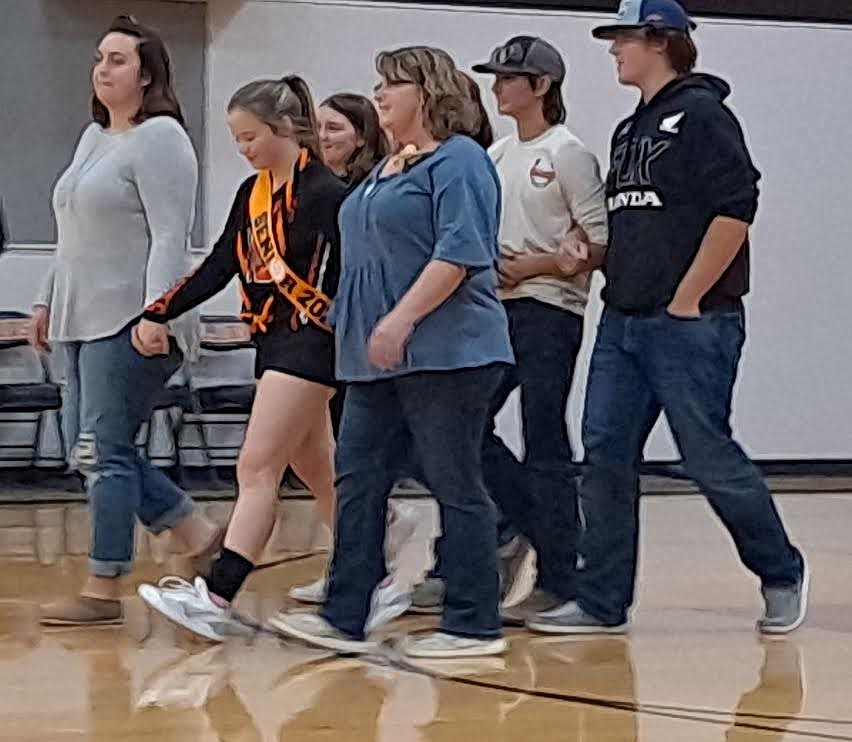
[659,112,685,134]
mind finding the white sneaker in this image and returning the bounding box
[499,536,536,609]
[289,576,327,604]
[404,631,507,659]
[366,579,412,633]
[268,612,377,654]
[385,502,419,568]
[137,576,235,642]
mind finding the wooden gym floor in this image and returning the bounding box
[0,493,850,741]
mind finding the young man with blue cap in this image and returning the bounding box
[527,0,808,636]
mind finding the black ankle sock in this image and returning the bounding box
[207,548,255,603]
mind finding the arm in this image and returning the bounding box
[383,261,466,328]
[142,184,246,324]
[668,105,760,316]
[400,152,499,322]
[668,217,749,316]
[368,146,499,369]
[28,266,55,352]
[133,120,200,306]
[505,224,606,281]
[29,125,98,351]
[501,144,607,285]
[33,265,55,308]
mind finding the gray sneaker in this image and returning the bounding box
[268,612,377,654]
[758,556,809,635]
[501,589,561,627]
[526,601,628,635]
[408,577,444,614]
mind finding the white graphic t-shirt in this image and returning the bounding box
[489,125,608,315]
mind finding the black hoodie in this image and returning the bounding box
[602,73,760,314]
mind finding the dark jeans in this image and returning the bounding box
[481,299,584,601]
[331,385,423,483]
[576,307,803,624]
[323,364,506,640]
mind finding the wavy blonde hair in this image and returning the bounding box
[375,46,480,142]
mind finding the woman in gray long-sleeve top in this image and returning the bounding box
[29,15,221,626]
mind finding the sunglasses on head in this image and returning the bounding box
[491,42,528,66]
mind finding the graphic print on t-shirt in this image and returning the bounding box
[488,126,607,316]
[529,157,557,188]
[607,121,672,212]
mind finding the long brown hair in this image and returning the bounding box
[375,46,481,143]
[320,93,389,184]
[228,75,320,158]
[91,15,184,128]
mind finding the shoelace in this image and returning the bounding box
[157,576,194,592]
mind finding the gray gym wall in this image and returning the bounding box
[0,0,206,248]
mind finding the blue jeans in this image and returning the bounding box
[482,299,584,601]
[576,307,803,624]
[60,324,194,577]
[331,385,424,483]
[323,364,506,640]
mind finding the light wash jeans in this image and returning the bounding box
[60,324,194,577]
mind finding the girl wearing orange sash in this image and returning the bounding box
[133,76,402,640]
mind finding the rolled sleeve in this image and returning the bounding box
[555,143,608,245]
[430,148,501,268]
[693,104,761,224]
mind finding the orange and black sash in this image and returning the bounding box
[248,149,332,332]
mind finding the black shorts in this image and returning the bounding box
[254,321,336,389]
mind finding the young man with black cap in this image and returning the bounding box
[470,36,608,620]
[527,0,807,636]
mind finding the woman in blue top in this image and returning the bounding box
[271,46,514,659]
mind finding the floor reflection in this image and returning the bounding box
[4,488,852,741]
[725,640,804,741]
[0,606,831,742]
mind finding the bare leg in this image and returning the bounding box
[225,372,335,563]
[290,406,336,530]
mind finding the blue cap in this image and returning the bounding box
[592,0,697,39]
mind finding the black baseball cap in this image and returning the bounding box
[472,36,566,83]
[592,0,697,39]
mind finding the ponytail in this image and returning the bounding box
[228,74,320,157]
[279,75,320,158]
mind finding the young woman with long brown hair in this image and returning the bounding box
[289,91,417,614]
[33,15,219,627]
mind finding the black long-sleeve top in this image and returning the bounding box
[144,155,347,334]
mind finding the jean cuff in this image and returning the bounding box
[88,557,132,577]
[438,624,502,640]
[147,495,195,535]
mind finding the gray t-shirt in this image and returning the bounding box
[36,117,199,350]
